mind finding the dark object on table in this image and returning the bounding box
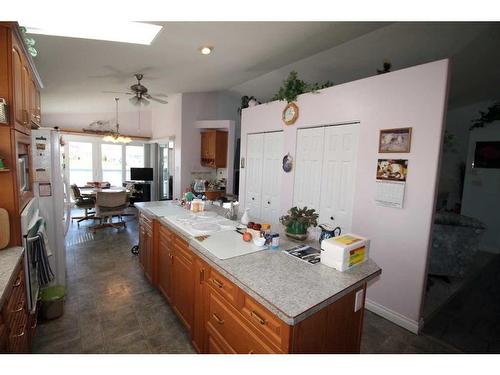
[319,224,341,244]
[282,153,293,172]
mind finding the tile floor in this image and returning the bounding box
[33,209,458,354]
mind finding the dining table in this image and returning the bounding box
[79,186,129,197]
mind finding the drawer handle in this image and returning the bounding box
[12,326,26,338]
[212,313,224,325]
[248,350,254,354]
[13,277,22,287]
[251,310,266,325]
[12,301,24,313]
[199,269,205,284]
[212,278,224,288]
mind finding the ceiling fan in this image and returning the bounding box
[103,73,168,106]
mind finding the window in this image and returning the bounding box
[68,141,93,186]
[101,144,123,187]
[126,145,145,181]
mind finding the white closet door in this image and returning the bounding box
[293,127,325,211]
[318,123,359,232]
[260,132,284,225]
[245,133,265,220]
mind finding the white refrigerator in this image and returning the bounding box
[31,128,70,286]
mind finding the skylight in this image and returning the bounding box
[22,21,162,45]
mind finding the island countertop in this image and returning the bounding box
[135,201,381,325]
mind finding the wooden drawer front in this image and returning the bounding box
[139,213,152,231]
[206,268,238,307]
[172,235,192,262]
[207,331,234,354]
[207,291,274,354]
[159,224,172,242]
[5,271,26,326]
[240,294,285,349]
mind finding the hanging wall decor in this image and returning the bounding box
[282,153,293,172]
[282,103,299,125]
[379,127,412,153]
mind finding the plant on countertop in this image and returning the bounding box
[272,71,334,103]
[470,101,500,130]
[280,206,319,234]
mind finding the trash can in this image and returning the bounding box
[40,285,65,320]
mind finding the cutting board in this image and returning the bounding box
[193,230,267,260]
[0,208,9,249]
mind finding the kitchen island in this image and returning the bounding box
[135,201,381,354]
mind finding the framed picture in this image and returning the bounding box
[376,159,408,182]
[379,127,412,153]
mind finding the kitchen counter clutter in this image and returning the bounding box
[135,201,381,353]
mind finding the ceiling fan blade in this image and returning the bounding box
[102,90,134,95]
[144,93,167,104]
[149,96,168,104]
[149,93,168,98]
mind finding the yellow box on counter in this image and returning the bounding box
[320,234,370,272]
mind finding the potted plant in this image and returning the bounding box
[272,71,334,103]
[279,206,319,241]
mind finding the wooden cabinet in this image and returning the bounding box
[157,225,173,302]
[139,213,153,283]
[171,233,194,333]
[1,256,32,353]
[29,78,41,127]
[0,22,42,246]
[200,130,228,168]
[150,219,367,354]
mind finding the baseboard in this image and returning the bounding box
[365,299,422,334]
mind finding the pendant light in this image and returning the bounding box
[103,98,132,144]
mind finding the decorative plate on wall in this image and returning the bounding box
[282,102,299,125]
[282,153,293,172]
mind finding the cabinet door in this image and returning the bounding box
[172,250,194,332]
[293,127,325,211]
[12,44,25,129]
[158,228,173,302]
[318,124,359,232]
[35,89,41,124]
[206,131,216,159]
[21,64,31,132]
[260,132,283,225]
[192,257,207,353]
[245,133,264,220]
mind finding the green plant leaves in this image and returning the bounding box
[272,71,334,103]
[279,206,319,229]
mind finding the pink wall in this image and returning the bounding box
[239,60,450,331]
[43,110,153,137]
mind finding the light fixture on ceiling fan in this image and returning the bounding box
[103,98,132,144]
[103,73,168,106]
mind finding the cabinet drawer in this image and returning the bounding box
[206,268,238,307]
[172,235,192,262]
[207,290,274,354]
[240,293,285,349]
[159,224,172,242]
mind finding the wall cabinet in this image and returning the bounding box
[245,131,283,225]
[0,22,42,246]
[293,124,359,233]
[200,130,228,168]
[148,218,366,354]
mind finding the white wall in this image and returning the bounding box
[43,110,153,137]
[461,123,500,253]
[239,60,450,332]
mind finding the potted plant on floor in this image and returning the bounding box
[279,206,319,241]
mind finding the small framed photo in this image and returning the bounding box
[379,127,412,153]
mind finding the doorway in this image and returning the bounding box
[158,140,174,200]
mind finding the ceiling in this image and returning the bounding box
[30,22,500,114]
[31,22,387,113]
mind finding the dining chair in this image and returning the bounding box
[70,184,96,227]
[91,191,129,232]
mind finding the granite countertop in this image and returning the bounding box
[0,246,24,310]
[135,201,382,325]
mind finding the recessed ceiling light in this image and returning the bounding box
[21,21,162,45]
[199,46,213,55]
